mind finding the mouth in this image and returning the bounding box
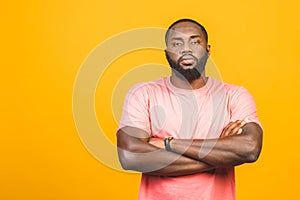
[179,55,196,69]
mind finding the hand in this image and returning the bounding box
[220,120,246,138]
[149,137,165,149]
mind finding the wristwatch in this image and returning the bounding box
[164,136,174,151]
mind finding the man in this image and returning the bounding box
[117,18,263,200]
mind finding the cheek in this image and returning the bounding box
[193,46,207,57]
[166,49,180,60]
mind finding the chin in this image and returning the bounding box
[165,52,205,81]
[181,64,196,70]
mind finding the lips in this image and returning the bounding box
[181,59,194,65]
[179,55,196,66]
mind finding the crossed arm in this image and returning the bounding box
[117,121,263,177]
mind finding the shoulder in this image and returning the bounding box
[210,78,251,96]
[126,77,169,96]
[224,82,249,97]
[208,78,254,103]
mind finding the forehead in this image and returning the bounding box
[168,22,204,39]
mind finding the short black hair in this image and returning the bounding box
[165,18,208,44]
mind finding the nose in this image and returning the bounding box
[181,43,192,54]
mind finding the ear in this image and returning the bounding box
[164,49,168,59]
[207,45,211,55]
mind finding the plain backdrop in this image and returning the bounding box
[1,0,299,199]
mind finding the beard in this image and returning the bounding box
[166,52,208,82]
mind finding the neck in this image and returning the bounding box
[170,72,208,90]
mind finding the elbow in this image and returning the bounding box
[119,158,132,171]
[116,128,153,172]
[244,139,262,163]
[246,149,260,163]
[118,152,130,170]
[241,122,263,163]
[117,147,137,171]
[116,129,141,171]
[117,142,146,171]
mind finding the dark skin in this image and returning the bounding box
[117,21,263,176]
[166,21,210,89]
[117,126,214,176]
[149,121,262,167]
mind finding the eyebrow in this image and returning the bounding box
[170,35,201,40]
[190,35,201,39]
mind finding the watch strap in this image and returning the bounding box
[164,136,174,151]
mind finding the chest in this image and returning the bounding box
[148,91,231,139]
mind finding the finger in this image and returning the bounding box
[240,120,246,127]
[233,120,247,134]
[237,128,243,134]
[223,121,235,133]
[226,120,242,134]
[221,122,233,137]
[229,120,247,135]
[235,121,247,135]
[231,126,243,135]
[221,120,245,137]
[223,120,244,137]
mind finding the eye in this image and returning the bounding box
[173,42,182,47]
[191,41,200,45]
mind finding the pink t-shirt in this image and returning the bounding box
[118,76,261,200]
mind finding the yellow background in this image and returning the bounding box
[1,0,300,199]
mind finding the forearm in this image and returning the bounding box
[171,136,250,167]
[119,146,214,176]
[117,127,214,176]
[170,123,263,167]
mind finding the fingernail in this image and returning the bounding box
[238,128,243,134]
[241,121,246,125]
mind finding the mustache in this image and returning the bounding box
[177,54,198,64]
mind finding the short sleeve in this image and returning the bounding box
[230,87,262,129]
[117,83,151,135]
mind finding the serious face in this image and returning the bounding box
[165,21,210,81]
